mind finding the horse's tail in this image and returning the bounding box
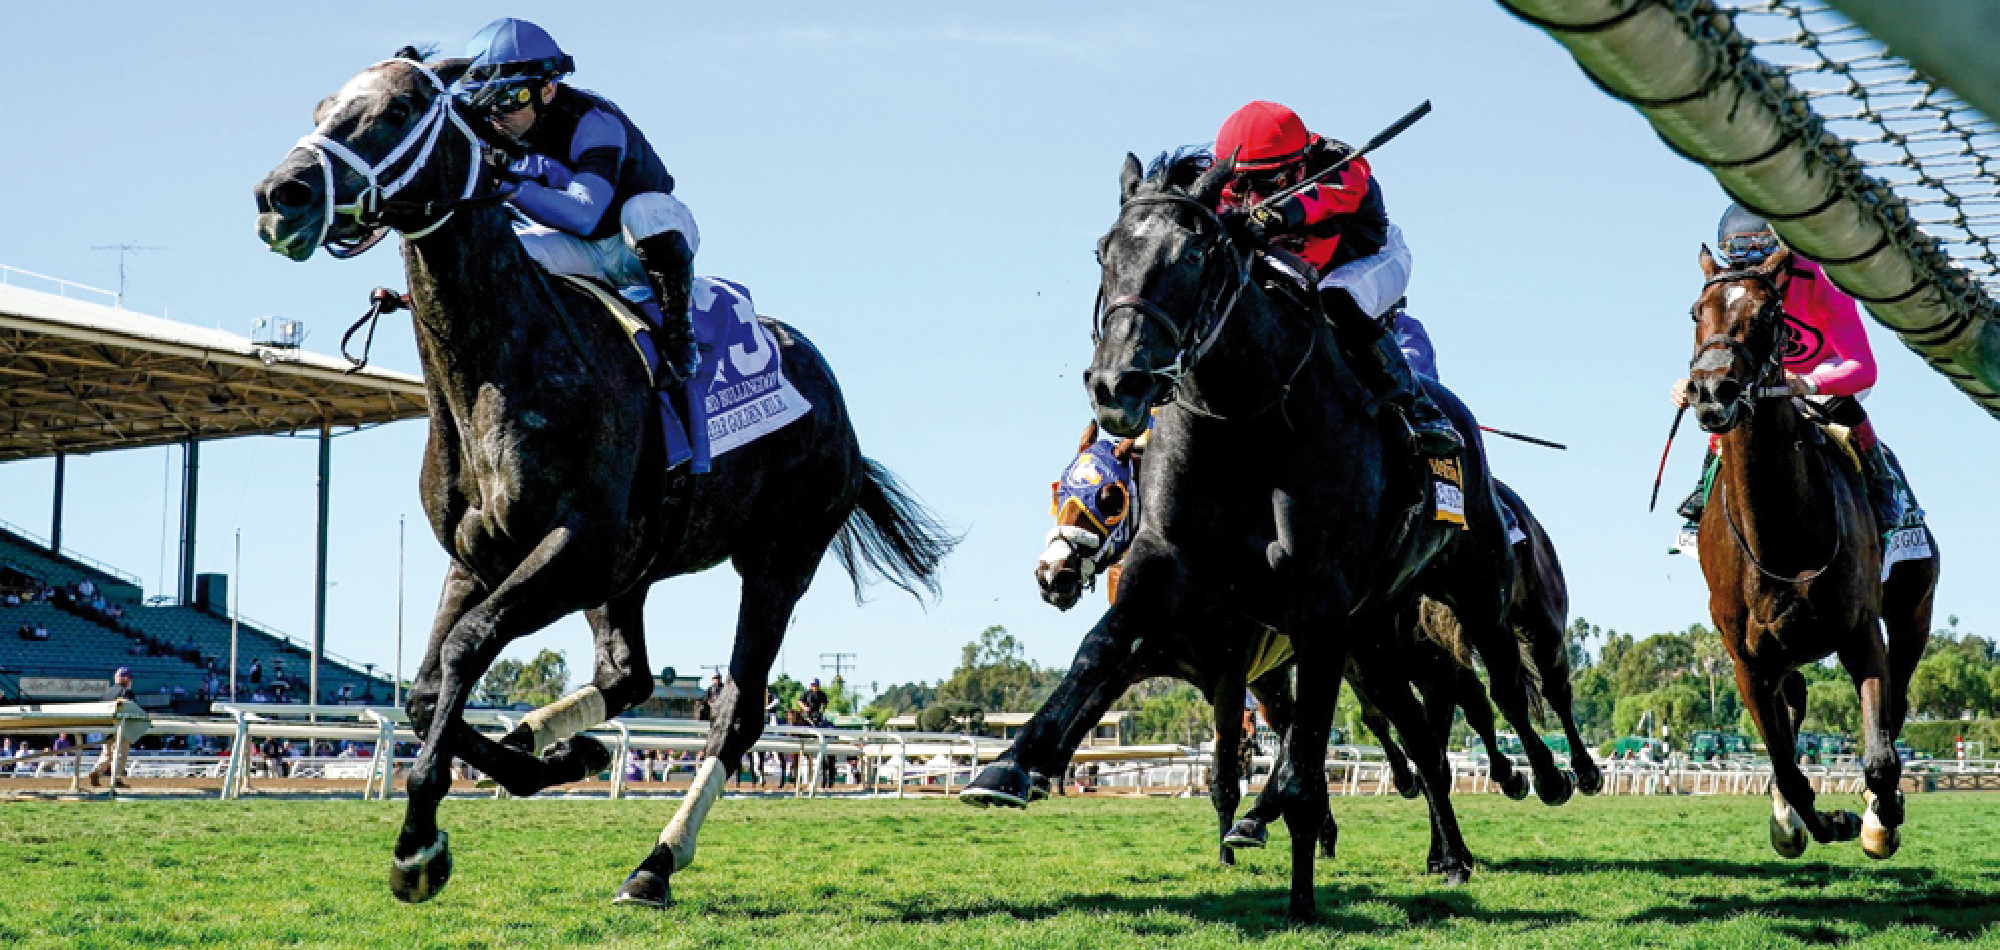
[834,459,958,602]
[1516,636,1550,725]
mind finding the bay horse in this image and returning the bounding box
[1686,245,1938,860]
[253,53,952,906]
[965,152,1561,921]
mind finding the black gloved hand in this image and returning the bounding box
[1246,194,1307,242]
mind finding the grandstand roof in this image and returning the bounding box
[0,274,427,461]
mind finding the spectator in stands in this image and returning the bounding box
[15,623,29,640]
[78,579,95,598]
[337,684,354,703]
[764,687,782,725]
[33,624,47,641]
[249,659,263,686]
[704,673,724,705]
[87,667,136,788]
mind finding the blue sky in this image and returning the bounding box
[1,2,1991,697]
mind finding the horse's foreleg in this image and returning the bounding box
[1360,675,1422,800]
[616,556,810,908]
[394,526,595,903]
[1464,607,1572,805]
[1365,649,1474,884]
[391,563,484,903]
[1277,633,1342,923]
[1840,622,1905,858]
[1210,670,1248,867]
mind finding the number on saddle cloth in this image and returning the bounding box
[551,274,812,474]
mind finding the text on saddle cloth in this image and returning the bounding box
[555,275,811,473]
[1428,456,1468,530]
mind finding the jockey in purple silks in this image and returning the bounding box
[455,17,701,386]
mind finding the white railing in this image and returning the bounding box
[0,265,121,308]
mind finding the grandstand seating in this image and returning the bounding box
[0,527,389,705]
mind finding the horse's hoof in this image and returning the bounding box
[1223,819,1268,849]
[1820,810,1863,843]
[389,831,453,903]
[1319,836,1337,860]
[1575,764,1604,796]
[1536,772,1574,806]
[1501,772,1531,801]
[1286,903,1320,925]
[1219,846,1236,867]
[1427,859,1445,876]
[547,736,614,785]
[1861,790,1903,859]
[1770,816,1809,859]
[613,846,675,908]
[1028,772,1053,802]
[960,764,1032,808]
[1397,774,1425,799]
[1443,862,1472,886]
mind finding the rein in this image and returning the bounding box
[291,58,488,258]
[1694,268,1842,584]
[1095,192,1311,423]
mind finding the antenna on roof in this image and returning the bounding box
[88,243,168,306]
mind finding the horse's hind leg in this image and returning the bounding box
[616,551,816,908]
[1526,616,1601,795]
[1364,654,1473,885]
[1871,559,1936,852]
[1445,666,1525,801]
[1460,597,1572,805]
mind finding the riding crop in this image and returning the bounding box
[1479,425,1565,451]
[1250,100,1433,215]
[1648,404,1688,512]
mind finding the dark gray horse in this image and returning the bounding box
[253,52,952,907]
[964,152,1565,921]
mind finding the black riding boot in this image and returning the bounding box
[633,231,700,386]
[1676,446,1717,524]
[1321,289,1462,459]
[1860,441,1907,534]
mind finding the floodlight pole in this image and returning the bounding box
[312,422,331,718]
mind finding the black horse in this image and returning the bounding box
[254,53,952,906]
[1031,427,1589,875]
[965,152,1565,921]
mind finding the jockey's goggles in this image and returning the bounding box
[1720,230,1781,266]
[457,78,540,115]
[1234,166,1299,198]
[455,55,572,114]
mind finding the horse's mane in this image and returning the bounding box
[1142,147,1214,194]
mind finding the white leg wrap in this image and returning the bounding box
[518,686,607,754]
[659,757,726,870]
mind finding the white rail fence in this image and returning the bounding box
[3,701,1990,801]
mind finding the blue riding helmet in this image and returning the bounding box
[457,17,575,114]
[1718,202,1781,268]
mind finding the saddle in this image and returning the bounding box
[553,274,813,474]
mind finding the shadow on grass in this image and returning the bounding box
[885,882,1580,938]
[1488,855,2000,942]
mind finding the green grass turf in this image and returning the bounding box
[4,791,2000,949]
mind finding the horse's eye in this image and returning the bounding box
[383,101,412,126]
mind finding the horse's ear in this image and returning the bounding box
[1191,155,1235,206]
[1077,420,1099,453]
[1699,243,1719,278]
[1120,153,1143,203]
[393,45,425,62]
[428,56,474,89]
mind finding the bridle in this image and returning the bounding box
[1688,268,1794,425]
[1093,193,1310,420]
[1691,267,1843,583]
[291,58,488,258]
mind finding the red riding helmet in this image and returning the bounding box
[1216,101,1312,170]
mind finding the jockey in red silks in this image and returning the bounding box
[1671,203,1911,534]
[1214,101,1462,460]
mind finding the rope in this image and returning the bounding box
[1719,1,2000,296]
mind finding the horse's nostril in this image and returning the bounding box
[1111,373,1153,400]
[269,180,314,212]
[1714,379,1741,405]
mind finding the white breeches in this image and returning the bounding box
[513,192,701,300]
[1318,223,1412,319]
